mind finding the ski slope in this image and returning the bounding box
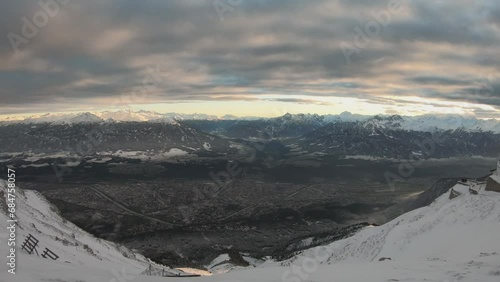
[0,180,185,281]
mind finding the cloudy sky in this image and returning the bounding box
[1,0,500,118]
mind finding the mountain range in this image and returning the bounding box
[1,111,499,160]
[2,110,500,133]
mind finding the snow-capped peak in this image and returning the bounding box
[95,109,165,122]
[67,112,103,123]
[7,112,104,124]
[272,113,324,124]
[2,111,499,133]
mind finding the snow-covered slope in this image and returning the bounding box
[324,111,372,123]
[2,112,104,124]
[361,114,500,133]
[22,113,84,124]
[269,181,500,280]
[95,110,218,123]
[1,110,221,124]
[205,253,265,274]
[1,179,499,281]
[0,180,187,280]
[163,112,220,121]
[67,113,103,124]
[95,109,166,122]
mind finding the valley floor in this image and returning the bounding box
[2,179,500,281]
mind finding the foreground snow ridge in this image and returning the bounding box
[1,180,499,281]
[0,180,189,281]
[275,182,500,281]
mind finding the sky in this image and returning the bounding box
[1,0,500,118]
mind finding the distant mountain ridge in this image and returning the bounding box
[0,122,235,155]
[0,110,258,125]
[295,121,500,158]
[1,111,499,160]
[2,111,499,133]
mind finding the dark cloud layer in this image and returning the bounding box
[1,0,500,117]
